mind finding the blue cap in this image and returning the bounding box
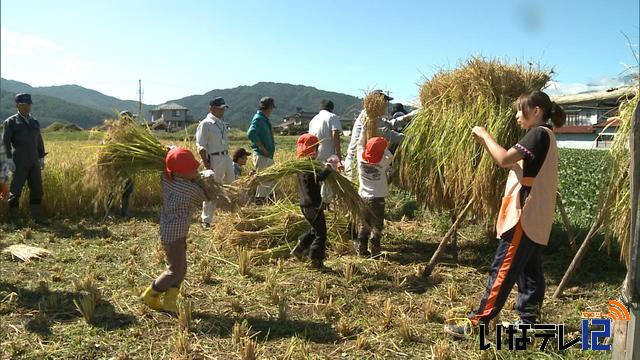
[209,97,229,108]
[15,93,32,104]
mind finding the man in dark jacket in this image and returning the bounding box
[2,93,47,228]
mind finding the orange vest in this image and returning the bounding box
[495,126,558,246]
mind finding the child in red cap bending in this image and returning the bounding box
[290,133,334,271]
[355,136,392,258]
[141,147,208,314]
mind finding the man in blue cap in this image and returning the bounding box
[2,93,48,228]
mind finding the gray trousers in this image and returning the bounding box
[153,238,187,291]
[8,162,43,207]
[357,197,385,248]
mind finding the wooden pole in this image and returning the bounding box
[614,95,640,359]
[422,197,474,277]
[553,206,606,299]
[556,191,577,252]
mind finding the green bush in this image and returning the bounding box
[557,148,611,229]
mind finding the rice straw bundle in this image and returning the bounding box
[601,90,638,264]
[88,119,235,210]
[222,200,351,261]
[396,57,551,220]
[248,158,370,223]
[363,91,389,141]
[3,244,52,262]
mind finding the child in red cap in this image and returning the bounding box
[291,133,334,271]
[141,147,208,314]
[355,136,392,258]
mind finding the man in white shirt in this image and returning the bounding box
[196,97,235,228]
[308,100,342,203]
[308,100,342,162]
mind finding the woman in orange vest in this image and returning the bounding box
[445,90,566,337]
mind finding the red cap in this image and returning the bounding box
[165,147,200,179]
[296,133,319,158]
[362,137,388,164]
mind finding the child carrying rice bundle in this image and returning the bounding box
[289,133,335,271]
[141,147,211,314]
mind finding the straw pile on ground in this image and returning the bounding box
[362,91,389,142]
[249,158,370,224]
[396,57,551,220]
[602,90,638,264]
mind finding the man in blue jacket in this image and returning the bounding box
[2,93,48,228]
[247,97,276,205]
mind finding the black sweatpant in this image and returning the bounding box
[469,222,545,325]
[298,206,327,260]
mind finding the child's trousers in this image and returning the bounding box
[153,238,187,291]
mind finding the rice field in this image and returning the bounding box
[0,129,627,359]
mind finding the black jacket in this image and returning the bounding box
[297,168,332,208]
[2,113,45,166]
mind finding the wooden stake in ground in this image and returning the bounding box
[556,192,577,252]
[422,197,474,278]
[552,206,607,299]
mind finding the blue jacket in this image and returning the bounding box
[247,111,275,158]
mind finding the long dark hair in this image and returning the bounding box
[516,90,566,128]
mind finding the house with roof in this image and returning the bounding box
[552,86,635,149]
[274,107,360,135]
[149,102,192,130]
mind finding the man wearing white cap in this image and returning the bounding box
[196,97,235,228]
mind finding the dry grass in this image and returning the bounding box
[363,90,389,141]
[397,57,551,220]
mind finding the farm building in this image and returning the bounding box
[274,107,359,135]
[149,102,194,130]
[552,86,635,149]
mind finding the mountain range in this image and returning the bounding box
[0,78,363,129]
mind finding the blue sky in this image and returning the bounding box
[1,0,638,104]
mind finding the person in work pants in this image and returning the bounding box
[141,147,208,314]
[2,93,47,228]
[196,97,235,228]
[355,136,393,258]
[247,97,276,205]
[444,90,566,337]
[290,133,334,271]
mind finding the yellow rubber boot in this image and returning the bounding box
[162,287,180,314]
[141,285,163,311]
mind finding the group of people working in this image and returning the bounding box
[2,88,566,339]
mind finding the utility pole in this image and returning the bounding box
[138,79,142,121]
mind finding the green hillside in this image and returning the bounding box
[156,82,363,129]
[0,90,111,128]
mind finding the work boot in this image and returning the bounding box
[290,242,307,261]
[353,240,370,258]
[9,206,22,230]
[30,204,50,226]
[309,258,332,272]
[141,284,163,311]
[162,287,180,314]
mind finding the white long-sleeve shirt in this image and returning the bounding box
[196,113,230,154]
[356,130,392,199]
[344,110,407,176]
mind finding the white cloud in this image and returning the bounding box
[0,27,96,90]
[545,76,631,96]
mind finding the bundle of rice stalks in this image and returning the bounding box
[396,57,551,220]
[224,201,351,261]
[249,158,370,223]
[602,91,638,265]
[87,119,238,210]
[3,244,52,262]
[362,91,389,141]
